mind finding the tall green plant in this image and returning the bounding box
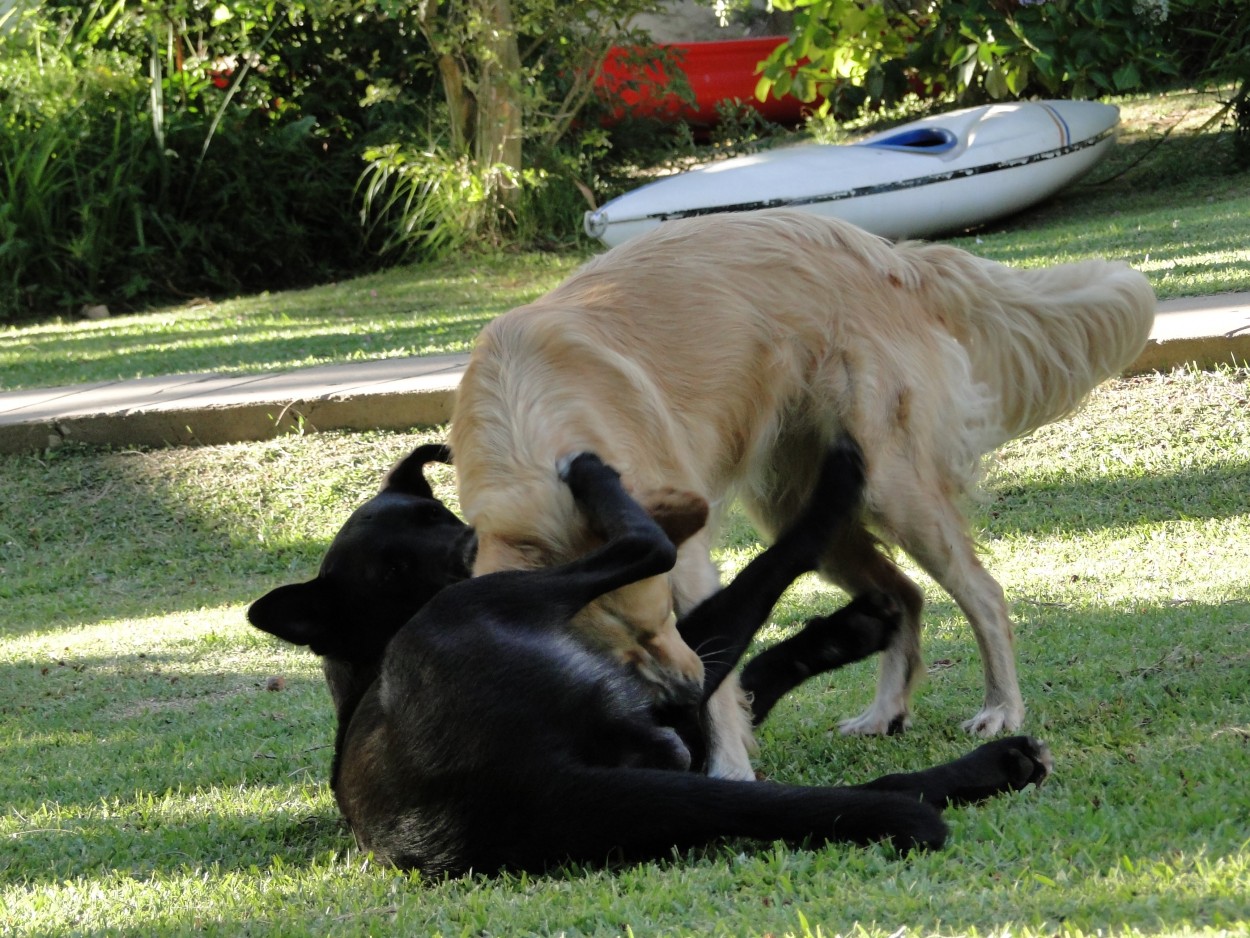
[0,50,155,316]
[0,1,436,321]
[357,142,525,259]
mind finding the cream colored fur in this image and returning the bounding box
[449,209,1156,780]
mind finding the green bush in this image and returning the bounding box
[0,1,440,323]
[758,0,1181,115]
[0,1,702,320]
[758,0,1247,147]
[948,0,1180,100]
[0,51,157,316]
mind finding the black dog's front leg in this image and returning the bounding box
[854,736,1052,807]
[741,591,901,725]
[677,437,867,701]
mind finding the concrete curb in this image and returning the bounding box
[2,294,1248,456]
[1124,293,1250,374]
[0,355,469,454]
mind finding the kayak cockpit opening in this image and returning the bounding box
[859,127,959,154]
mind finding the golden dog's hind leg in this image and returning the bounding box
[744,471,927,739]
[703,676,759,780]
[874,485,1025,738]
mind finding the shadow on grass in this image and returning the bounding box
[1,643,350,884]
[0,433,437,640]
[2,434,1246,641]
[3,800,346,887]
[981,460,1250,537]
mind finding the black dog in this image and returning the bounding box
[249,439,1050,874]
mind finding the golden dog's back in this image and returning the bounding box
[450,211,985,539]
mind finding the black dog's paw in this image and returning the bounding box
[839,590,902,656]
[814,435,867,499]
[558,452,621,492]
[799,590,900,670]
[944,736,1052,806]
[558,451,597,481]
[632,726,693,773]
[990,735,1052,790]
[788,436,867,540]
[827,433,866,482]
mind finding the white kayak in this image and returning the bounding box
[584,99,1119,246]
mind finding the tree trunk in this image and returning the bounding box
[436,52,473,156]
[472,0,523,207]
[416,2,475,158]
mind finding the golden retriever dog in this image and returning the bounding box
[448,209,1155,780]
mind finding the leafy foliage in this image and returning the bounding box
[0,1,441,321]
[0,0,712,319]
[354,0,684,262]
[0,49,155,314]
[757,0,1180,116]
[756,0,1247,141]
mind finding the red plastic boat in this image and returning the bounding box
[596,37,814,126]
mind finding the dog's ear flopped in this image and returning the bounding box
[381,442,452,499]
[637,488,709,548]
[247,579,336,649]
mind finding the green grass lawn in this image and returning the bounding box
[1,89,1248,393]
[2,365,1248,936]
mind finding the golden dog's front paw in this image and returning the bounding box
[961,701,1025,737]
[839,704,912,737]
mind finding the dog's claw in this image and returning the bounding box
[839,707,912,737]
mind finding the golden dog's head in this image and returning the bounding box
[468,479,709,708]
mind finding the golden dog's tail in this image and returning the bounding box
[914,245,1157,446]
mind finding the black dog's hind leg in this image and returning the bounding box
[853,735,1052,808]
[677,436,867,701]
[524,738,1049,871]
[741,591,901,725]
[491,763,951,873]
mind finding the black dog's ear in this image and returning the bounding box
[381,443,452,499]
[248,579,336,648]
